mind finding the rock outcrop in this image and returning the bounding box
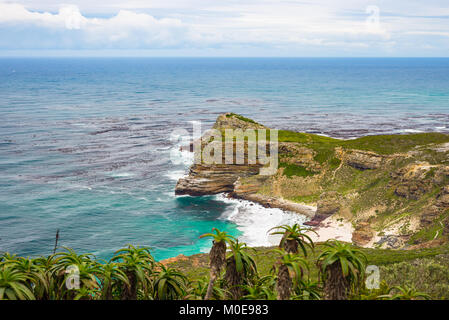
[344,150,385,170]
[316,192,341,216]
[376,235,406,249]
[390,163,436,200]
[432,166,449,185]
[304,191,341,226]
[279,143,321,172]
[175,113,449,249]
[175,113,266,196]
[212,113,267,130]
[436,185,449,208]
[175,164,261,196]
[352,222,375,246]
[420,206,441,227]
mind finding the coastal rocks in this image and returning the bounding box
[212,113,267,130]
[179,143,194,152]
[231,192,316,217]
[443,218,449,236]
[175,113,267,196]
[345,150,384,170]
[376,235,403,249]
[391,163,435,200]
[305,191,341,226]
[394,182,429,200]
[233,178,262,196]
[432,166,449,185]
[420,206,441,227]
[279,143,321,172]
[433,142,449,153]
[406,239,446,250]
[352,222,374,246]
[160,254,188,266]
[436,185,449,208]
[175,164,261,196]
[416,186,449,229]
[174,113,449,251]
[316,191,341,217]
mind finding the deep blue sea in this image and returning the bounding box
[0,58,448,260]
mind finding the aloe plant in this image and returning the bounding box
[317,240,367,300]
[199,228,235,300]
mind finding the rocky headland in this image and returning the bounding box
[176,113,449,250]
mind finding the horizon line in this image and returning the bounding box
[1,56,449,59]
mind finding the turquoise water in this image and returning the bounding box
[0,58,448,260]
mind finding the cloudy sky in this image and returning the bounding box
[0,0,448,56]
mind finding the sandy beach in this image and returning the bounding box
[307,215,354,244]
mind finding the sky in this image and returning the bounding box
[0,0,448,57]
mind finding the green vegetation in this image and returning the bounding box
[278,130,449,155]
[226,113,260,124]
[3,227,447,300]
[288,194,320,204]
[269,224,315,255]
[199,228,234,300]
[273,250,309,300]
[317,240,367,300]
[5,114,449,300]
[342,133,449,155]
[379,254,449,300]
[409,209,449,244]
[0,245,184,300]
[279,162,316,177]
[165,241,449,300]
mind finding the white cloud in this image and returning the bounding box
[0,3,187,48]
[0,1,448,55]
[0,3,86,29]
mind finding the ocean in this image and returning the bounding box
[0,57,448,260]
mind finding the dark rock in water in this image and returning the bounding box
[432,166,449,185]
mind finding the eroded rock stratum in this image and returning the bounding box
[176,113,449,249]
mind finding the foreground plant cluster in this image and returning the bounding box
[0,225,433,300]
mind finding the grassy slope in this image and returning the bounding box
[165,244,449,299]
[187,114,449,296]
[219,114,449,244]
[258,125,449,244]
[278,130,449,155]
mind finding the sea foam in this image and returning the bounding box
[216,193,309,247]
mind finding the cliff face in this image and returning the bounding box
[175,113,265,196]
[175,163,261,196]
[344,149,388,170]
[176,113,449,249]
